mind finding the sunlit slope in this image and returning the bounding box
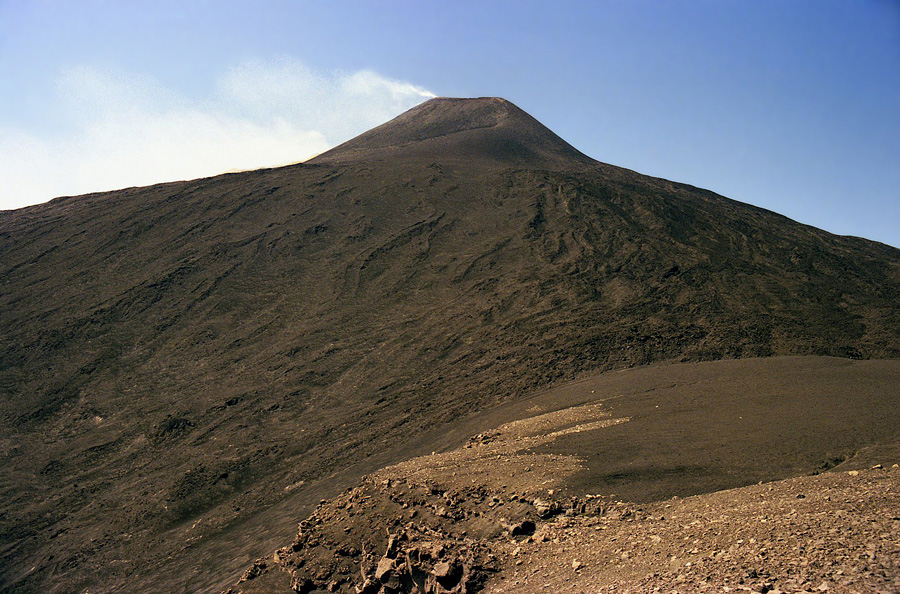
[1,97,898,593]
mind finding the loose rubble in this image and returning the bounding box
[226,400,900,594]
[486,466,900,594]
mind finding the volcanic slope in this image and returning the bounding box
[1,97,899,594]
[230,357,900,594]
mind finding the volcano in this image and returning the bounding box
[1,98,898,594]
[311,97,592,167]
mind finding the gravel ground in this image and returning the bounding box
[230,397,900,594]
[486,466,900,594]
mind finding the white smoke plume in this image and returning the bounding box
[0,59,436,210]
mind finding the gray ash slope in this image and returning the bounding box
[1,97,899,594]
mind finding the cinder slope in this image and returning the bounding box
[311,97,592,167]
[1,98,898,594]
[229,357,900,594]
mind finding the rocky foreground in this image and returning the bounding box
[485,467,899,594]
[227,401,900,594]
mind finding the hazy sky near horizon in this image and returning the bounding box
[1,1,898,247]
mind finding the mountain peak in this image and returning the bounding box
[310,96,593,167]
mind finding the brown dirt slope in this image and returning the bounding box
[1,98,899,593]
[228,357,900,594]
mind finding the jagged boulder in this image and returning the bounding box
[357,529,485,594]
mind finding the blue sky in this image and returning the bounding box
[1,1,898,247]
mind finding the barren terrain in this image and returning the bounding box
[1,98,898,593]
[230,357,900,594]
